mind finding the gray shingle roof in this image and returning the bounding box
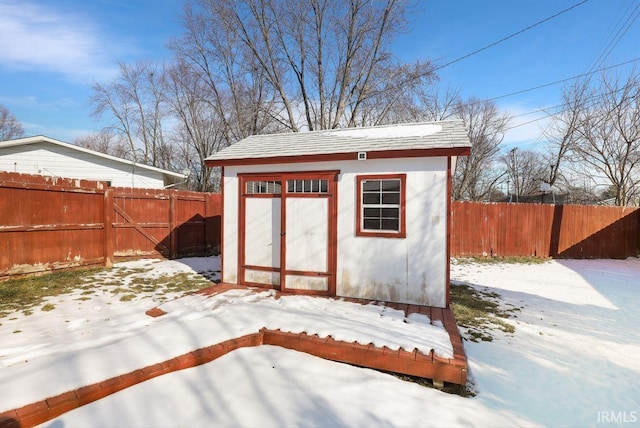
[205,120,470,165]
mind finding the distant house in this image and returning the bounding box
[0,135,186,189]
[205,120,471,307]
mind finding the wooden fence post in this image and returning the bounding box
[169,192,177,259]
[103,188,114,268]
[203,193,209,254]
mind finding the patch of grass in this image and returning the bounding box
[41,303,56,312]
[73,297,91,301]
[130,273,211,294]
[120,294,136,302]
[450,283,518,342]
[0,268,105,316]
[13,330,21,334]
[0,265,213,317]
[114,268,152,278]
[453,256,548,265]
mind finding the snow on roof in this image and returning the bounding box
[0,135,187,179]
[205,120,470,165]
[323,123,443,139]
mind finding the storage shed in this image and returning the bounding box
[205,121,471,307]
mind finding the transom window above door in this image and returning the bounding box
[287,179,329,193]
[356,174,406,238]
[245,180,282,194]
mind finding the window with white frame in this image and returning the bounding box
[356,174,406,238]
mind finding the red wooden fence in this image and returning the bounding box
[0,172,221,278]
[451,201,640,259]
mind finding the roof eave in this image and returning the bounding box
[205,146,471,167]
[1,135,187,179]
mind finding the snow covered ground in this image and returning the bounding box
[1,256,639,427]
[451,258,640,427]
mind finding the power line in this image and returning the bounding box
[508,84,629,122]
[483,57,640,103]
[433,0,589,72]
[587,1,631,70]
[588,2,640,73]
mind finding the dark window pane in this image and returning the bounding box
[381,218,399,231]
[303,180,311,192]
[362,180,380,191]
[364,207,381,218]
[287,180,294,192]
[312,180,320,192]
[382,192,400,204]
[320,180,328,192]
[381,207,399,218]
[364,218,381,230]
[363,193,380,204]
[382,180,400,191]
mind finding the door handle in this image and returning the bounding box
[280,232,286,236]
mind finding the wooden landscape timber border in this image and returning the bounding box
[0,172,221,279]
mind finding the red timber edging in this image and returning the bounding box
[262,327,467,385]
[1,297,467,427]
[0,333,262,428]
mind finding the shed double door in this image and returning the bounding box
[238,171,338,295]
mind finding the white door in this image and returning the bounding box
[239,173,337,295]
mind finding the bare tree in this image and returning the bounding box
[90,61,170,168]
[74,130,131,160]
[173,0,435,132]
[418,85,462,122]
[501,148,548,200]
[0,104,25,141]
[541,80,593,192]
[162,61,229,191]
[172,2,283,144]
[453,98,511,201]
[569,71,640,206]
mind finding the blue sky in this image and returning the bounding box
[0,0,639,149]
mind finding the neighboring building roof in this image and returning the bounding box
[205,120,471,167]
[0,135,187,179]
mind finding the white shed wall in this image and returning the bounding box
[0,143,167,188]
[223,156,449,307]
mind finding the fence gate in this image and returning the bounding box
[238,171,338,295]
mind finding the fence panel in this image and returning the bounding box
[451,201,640,259]
[111,188,221,259]
[0,173,107,277]
[112,188,172,258]
[0,171,221,279]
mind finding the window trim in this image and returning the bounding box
[356,174,406,238]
